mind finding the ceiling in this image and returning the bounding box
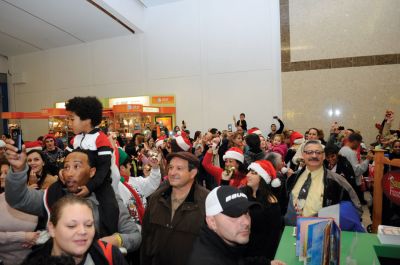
[0,0,134,57]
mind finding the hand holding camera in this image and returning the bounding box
[4,138,26,173]
[148,151,160,169]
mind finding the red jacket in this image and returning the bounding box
[202,151,247,187]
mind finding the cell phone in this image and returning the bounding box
[338,126,345,130]
[273,116,278,119]
[228,124,233,132]
[11,128,23,153]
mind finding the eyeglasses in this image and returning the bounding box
[303,150,324,155]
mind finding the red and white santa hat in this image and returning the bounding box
[247,127,262,135]
[155,135,167,148]
[175,131,192,151]
[247,160,281,187]
[222,147,244,163]
[289,131,304,146]
[25,140,43,153]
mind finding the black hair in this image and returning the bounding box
[193,131,202,141]
[26,149,52,189]
[65,96,103,127]
[348,133,362,143]
[347,128,355,133]
[242,177,275,206]
[245,134,261,153]
[324,144,340,156]
[240,113,245,117]
[209,128,218,135]
[69,149,96,168]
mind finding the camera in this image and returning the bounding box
[338,126,345,131]
[11,128,23,153]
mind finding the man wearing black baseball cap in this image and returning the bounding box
[187,186,286,265]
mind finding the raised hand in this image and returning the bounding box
[4,139,27,172]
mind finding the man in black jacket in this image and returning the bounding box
[284,140,362,225]
[187,186,286,265]
[324,144,358,192]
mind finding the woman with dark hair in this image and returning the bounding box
[26,150,57,190]
[203,146,247,188]
[242,160,282,260]
[22,195,127,265]
[193,131,202,143]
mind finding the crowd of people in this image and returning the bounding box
[0,96,399,265]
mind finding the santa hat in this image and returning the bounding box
[222,147,244,163]
[289,131,304,146]
[155,135,167,148]
[175,131,192,151]
[25,141,43,153]
[43,134,56,141]
[247,127,262,135]
[247,160,280,188]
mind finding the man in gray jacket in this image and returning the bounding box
[4,142,141,252]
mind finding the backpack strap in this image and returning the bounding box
[97,239,113,265]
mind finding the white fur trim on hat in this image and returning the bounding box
[293,138,304,145]
[247,162,271,184]
[271,178,281,188]
[175,136,191,151]
[223,150,244,163]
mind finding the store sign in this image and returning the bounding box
[55,102,66,109]
[109,96,149,107]
[151,96,175,105]
[143,107,159,113]
[383,171,400,205]
[113,104,143,113]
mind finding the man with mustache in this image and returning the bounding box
[4,142,141,253]
[187,186,286,265]
[284,140,362,225]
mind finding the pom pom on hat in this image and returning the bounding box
[247,127,262,135]
[223,147,244,163]
[247,160,280,187]
[175,131,192,151]
[289,131,304,146]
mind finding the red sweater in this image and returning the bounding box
[202,151,247,188]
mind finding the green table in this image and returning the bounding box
[274,226,400,264]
